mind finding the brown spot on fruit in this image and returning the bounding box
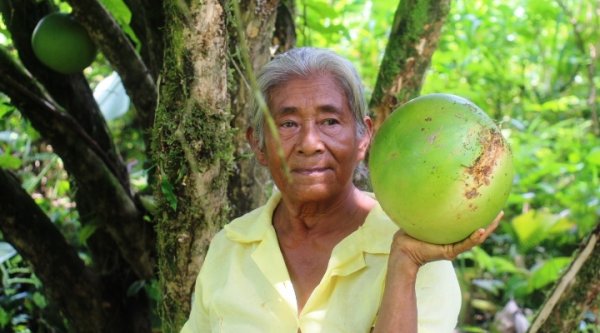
[464,128,506,198]
[465,188,479,199]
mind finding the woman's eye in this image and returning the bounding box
[322,118,339,126]
[280,120,296,128]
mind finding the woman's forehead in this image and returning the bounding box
[269,75,349,112]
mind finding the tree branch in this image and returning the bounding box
[122,0,165,80]
[369,0,452,130]
[227,0,281,218]
[0,47,126,184]
[67,0,157,130]
[0,49,155,279]
[0,168,109,333]
[0,0,130,187]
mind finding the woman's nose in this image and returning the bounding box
[297,123,324,155]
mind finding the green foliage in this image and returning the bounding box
[99,0,138,48]
[296,0,393,94]
[422,0,600,330]
[1,0,598,330]
[299,0,600,330]
[0,242,65,332]
[0,93,76,333]
[1,0,148,328]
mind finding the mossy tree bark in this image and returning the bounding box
[355,0,451,190]
[370,0,452,130]
[527,221,600,333]
[227,0,295,218]
[153,0,289,331]
[153,1,231,330]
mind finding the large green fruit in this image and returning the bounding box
[369,93,514,244]
[31,13,97,74]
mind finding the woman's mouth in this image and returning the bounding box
[293,167,330,175]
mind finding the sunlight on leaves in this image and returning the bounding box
[511,210,576,252]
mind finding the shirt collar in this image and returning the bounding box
[223,190,398,254]
[357,200,398,255]
[223,190,281,243]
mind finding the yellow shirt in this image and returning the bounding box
[181,191,461,333]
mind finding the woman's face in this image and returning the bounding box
[252,74,371,204]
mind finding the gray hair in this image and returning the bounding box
[252,47,369,148]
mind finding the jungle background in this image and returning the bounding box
[0,0,599,332]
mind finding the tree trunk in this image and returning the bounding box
[227,0,293,219]
[369,0,452,130]
[527,221,600,333]
[68,0,157,131]
[153,0,232,331]
[153,0,290,330]
[355,0,451,190]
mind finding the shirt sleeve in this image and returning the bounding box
[415,260,462,333]
[180,272,211,333]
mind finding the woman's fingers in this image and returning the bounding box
[391,211,505,267]
[449,210,505,257]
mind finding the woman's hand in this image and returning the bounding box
[389,211,504,276]
[373,211,504,333]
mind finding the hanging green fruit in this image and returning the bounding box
[31,13,97,74]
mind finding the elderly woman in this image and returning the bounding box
[181,47,501,333]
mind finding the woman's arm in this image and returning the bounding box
[373,212,504,333]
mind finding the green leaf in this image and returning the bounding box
[511,212,540,245]
[99,0,140,48]
[459,326,488,333]
[78,224,98,245]
[55,179,71,196]
[469,246,492,267]
[304,0,338,19]
[161,178,177,211]
[470,298,497,312]
[100,0,131,23]
[505,274,530,299]
[586,148,600,166]
[0,101,15,119]
[469,247,523,274]
[139,194,157,214]
[511,210,575,252]
[0,306,10,328]
[487,257,522,274]
[32,292,47,309]
[528,257,571,292]
[0,154,21,169]
[526,95,580,113]
[145,278,161,301]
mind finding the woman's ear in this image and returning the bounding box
[246,127,267,166]
[357,117,373,160]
